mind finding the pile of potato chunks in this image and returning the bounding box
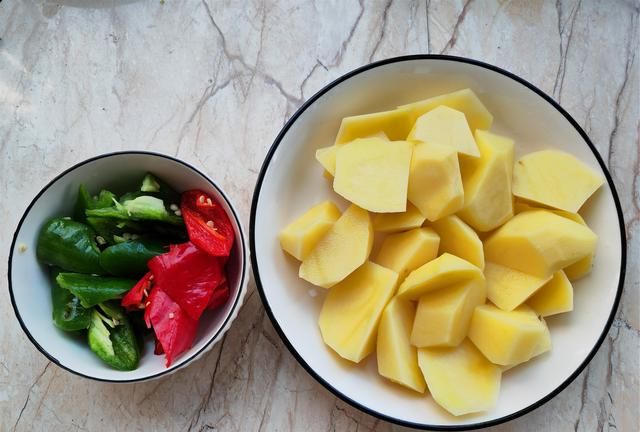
[279,89,603,416]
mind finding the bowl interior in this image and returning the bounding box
[10,152,246,382]
[252,58,624,427]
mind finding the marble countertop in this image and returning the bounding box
[0,0,638,431]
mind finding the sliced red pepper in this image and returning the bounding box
[148,242,225,321]
[144,287,198,367]
[154,336,164,355]
[181,190,235,257]
[207,283,230,310]
[121,271,154,310]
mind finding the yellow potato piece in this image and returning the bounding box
[407,141,464,221]
[299,204,373,288]
[407,106,480,157]
[377,298,426,393]
[399,88,494,133]
[397,253,483,300]
[410,278,486,347]
[334,107,414,145]
[513,150,604,213]
[468,304,550,366]
[431,215,485,269]
[458,130,514,232]
[315,146,337,176]
[484,262,552,312]
[484,210,597,278]
[319,261,399,363]
[375,228,440,279]
[279,201,341,261]
[418,340,501,416]
[334,138,413,213]
[527,271,574,317]
[372,202,426,233]
[502,322,551,372]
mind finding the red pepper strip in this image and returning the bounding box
[207,283,230,310]
[148,242,224,321]
[121,271,153,310]
[154,337,164,355]
[144,287,198,367]
[181,190,235,257]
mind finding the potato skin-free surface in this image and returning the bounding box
[279,201,341,261]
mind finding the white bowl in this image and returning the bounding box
[9,151,249,382]
[250,55,626,429]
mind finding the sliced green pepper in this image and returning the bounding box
[56,273,136,307]
[37,218,103,274]
[50,268,92,331]
[73,185,116,222]
[86,196,183,225]
[141,173,161,192]
[99,240,165,277]
[88,303,139,371]
[86,217,144,246]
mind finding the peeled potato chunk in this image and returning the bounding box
[334,138,413,213]
[377,298,426,393]
[279,201,341,261]
[372,202,426,233]
[319,261,399,363]
[432,215,485,269]
[513,150,604,213]
[376,228,440,279]
[399,88,494,133]
[484,210,597,278]
[410,278,486,348]
[408,141,464,221]
[315,146,337,176]
[527,271,573,317]
[299,204,373,288]
[418,340,501,416]
[334,107,414,145]
[397,253,483,300]
[458,130,514,232]
[407,106,480,157]
[469,304,550,366]
[484,262,552,312]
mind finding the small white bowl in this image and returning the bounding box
[250,55,626,429]
[9,151,249,382]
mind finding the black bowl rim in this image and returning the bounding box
[249,54,627,430]
[7,150,248,383]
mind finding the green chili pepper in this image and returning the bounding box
[73,185,116,222]
[37,218,103,274]
[86,196,183,225]
[86,217,145,246]
[99,240,165,277]
[50,268,91,331]
[88,303,139,371]
[139,173,181,209]
[56,273,136,308]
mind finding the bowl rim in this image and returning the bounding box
[7,150,248,383]
[249,54,627,430]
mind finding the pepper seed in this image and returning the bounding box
[96,236,106,245]
[206,220,214,228]
[206,198,212,205]
[170,204,179,211]
[145,301,151,307]
[174,209,182,217]
[122,233,132,240]
[168,312,175,319]
[17,243,28,253]
[198,195,205,204]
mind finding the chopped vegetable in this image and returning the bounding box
[50,268,92,331]
[121,271,154,310]
[88,303,139,370]
[99,240,165,277]
[141,173,161,192]
[73,185,116,222]
[56,273,136,308]
[86,196,183,225]
[181,190,235,257]
[36,218,103,274]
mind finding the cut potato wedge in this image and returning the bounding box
[484,210,597,278]
[513,150,604,213]
[527,271,573,317]
[397,253,483,300]
[319,261,399,363]
[431,215,485,269]
[410,278,486,347]
[377,298,426,393]
[372,202,426,233]
[334,107,414,145]
[418,340,501,416]
[299,204,373,288]
[315,146,337,176]
[279,201,341,261]
[484,262,552,311]
[458,130,514,232]
[408,141,464,221]
[399,88,494,133]
[334,138,413,213]
[408,106,480,157]
[469,304,549,366]
[375,228,440,279]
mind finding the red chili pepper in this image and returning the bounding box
[148,242,225,321]
[181,190,235,257]
[207,282,230,310]
[121,271,153,310]
[144,287,198,367]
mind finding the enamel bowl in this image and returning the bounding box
[250,55,626,429]
[9,151,249,382]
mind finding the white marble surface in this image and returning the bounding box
[0,0,638,431]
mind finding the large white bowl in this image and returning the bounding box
[250,56,626,429]
[9,151,249,382]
